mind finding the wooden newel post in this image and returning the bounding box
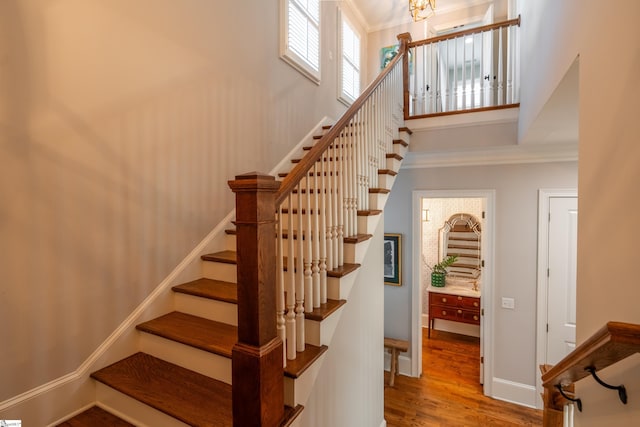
[397,32,412,120]
[228,172,284,427]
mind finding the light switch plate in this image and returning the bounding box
[501,297,515,309]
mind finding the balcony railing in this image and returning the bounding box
[405,16,521,118]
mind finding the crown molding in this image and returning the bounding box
[401,142,578,169]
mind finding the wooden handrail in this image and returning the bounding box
[542,321,640,388]
[408,16,521,48]
[541,321,640,426]
[275,32,412,206]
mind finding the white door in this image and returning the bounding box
[546,197,578,365]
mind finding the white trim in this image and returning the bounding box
[402,142,578,169]
[337,7,362,107]
[0,117,334,418]
[280,0,321,85]
[411,189,495,399]
[535,188,577,409]
[491,377,538,408]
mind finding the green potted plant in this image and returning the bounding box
[428,255,458,287]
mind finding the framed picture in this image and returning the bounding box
[384,233,402,286]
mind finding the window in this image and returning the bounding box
[280,0,321,84]
[339,14,361,104]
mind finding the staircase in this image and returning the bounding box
[56,36,412,423]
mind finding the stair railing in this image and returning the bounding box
[541,321,640,426]
[405,16,521,118]
[227,33,410,426]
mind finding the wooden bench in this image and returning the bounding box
[384,337,409,387]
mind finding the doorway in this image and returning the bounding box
[535,189,578,408]
[411,189,495,396]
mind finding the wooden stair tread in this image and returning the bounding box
[327,263,360,278]
[172,278,237,304]
[344,233,373,244]
[284,344,328,379]
[399,126,413,135]
[201,250,236,264]
[357,209,382,216]
[386,153,403,160]
[210,251,360,278]
[56,406,135,427]
[393,139,409,147]
[136,311,236,358]
[378,169,398,176]
[91,352,233,427]
[306,299,347,321]
[369,188,390,194]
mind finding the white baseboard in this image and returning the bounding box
[383,352,412,377]
[491,377,537,408]
[380,419,387,427]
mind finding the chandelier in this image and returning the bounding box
[409,0,436,22]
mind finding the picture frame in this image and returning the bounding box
[384,233,402,286]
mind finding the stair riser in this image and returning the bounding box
[357,214,378,236]
[224,233,236,251]
[344,241,366,264]
[386,157,402,171]
[139,333,232,384]
[304,306,344,347]
[378,174,396,189]
[393,143,408,158]
[174,293,238,326]
[369,192,389,211]
[202,261,237,282]
[284,352,328,408]
[327,273,356,301]
[95,383,190,427]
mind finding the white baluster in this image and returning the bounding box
[304,175,313,313]
[295,184,305,352]
[276,204,286,366]
[285,195,296,360]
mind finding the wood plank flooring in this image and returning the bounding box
[384,329,542,426]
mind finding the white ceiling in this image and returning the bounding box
[349,0,501,32]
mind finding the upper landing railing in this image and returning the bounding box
[405,16,521,119]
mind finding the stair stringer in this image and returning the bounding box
[0,118,334,427]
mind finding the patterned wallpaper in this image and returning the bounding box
[421,198,483,314]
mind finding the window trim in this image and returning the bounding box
[280,0,321,85]
[337,9,362,106]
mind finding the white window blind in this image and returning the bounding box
[281,0,321,83]
[340,16,360,103]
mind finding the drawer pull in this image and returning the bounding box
[442,310,447,316]
[457,296,463,301]
[457,310,462,314]
[441,298,447,303]
[473,302,479,307]
[473,315,479,321]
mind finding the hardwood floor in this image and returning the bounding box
[384,329,542,426]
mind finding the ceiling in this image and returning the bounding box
[349,0,503,32]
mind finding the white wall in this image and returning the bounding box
[298,215,385,427]
[517,0,640,423]
[384,162,577,392]
[0,0,366,409]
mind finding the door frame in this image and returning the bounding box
[411,189,495,397]
[535,188,578,409]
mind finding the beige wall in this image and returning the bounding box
[0,0,365,405]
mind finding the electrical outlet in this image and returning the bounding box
[501,297,515,309]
